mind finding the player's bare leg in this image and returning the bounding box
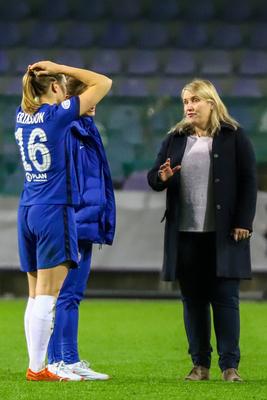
[26,263,70,381]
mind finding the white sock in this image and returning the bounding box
[24,297,35,359]
[29,295,56,372]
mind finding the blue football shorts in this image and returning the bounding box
[18,204,79,272]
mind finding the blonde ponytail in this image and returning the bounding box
[21,70,65,114]
[21,72,41,114]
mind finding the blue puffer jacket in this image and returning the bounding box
[71,116,116,245]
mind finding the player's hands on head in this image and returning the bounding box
[28,61,62,76]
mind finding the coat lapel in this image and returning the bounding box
[212,131,224,154]
[164,134,187,191]
[167,134,187,167]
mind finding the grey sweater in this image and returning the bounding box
[178,135,215,232]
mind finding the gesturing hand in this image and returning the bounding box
[158,158,181,182]
[231,228,252,241]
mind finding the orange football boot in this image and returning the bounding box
[26,367,69,381]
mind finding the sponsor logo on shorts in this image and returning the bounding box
[25,172,48,182]
[61,99,71,110]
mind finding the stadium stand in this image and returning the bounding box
[175,23,209,48]
[127,50,158,75]
[200,51,233,75]
[210,24,244,49]
[0,0,266,298]
[61,22,95,48]
[89,49,122,74]
[0,0,266,190]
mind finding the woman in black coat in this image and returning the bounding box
[147,79,257,382]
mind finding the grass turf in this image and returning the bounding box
[0,299,266,400]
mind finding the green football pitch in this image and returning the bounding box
[0,299,267,400]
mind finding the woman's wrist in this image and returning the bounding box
[59,64,77,76]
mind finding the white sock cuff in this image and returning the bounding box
[33,295,56,321]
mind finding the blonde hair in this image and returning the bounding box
[21,70,65,114]
[170,79,239,136]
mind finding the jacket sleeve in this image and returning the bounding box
[233,129,257,231]
[147,135,174,191]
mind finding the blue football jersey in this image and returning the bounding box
[15,97,81,205]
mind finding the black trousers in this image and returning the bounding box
[177,232,240,371]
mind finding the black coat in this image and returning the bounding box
[147,124,257,280]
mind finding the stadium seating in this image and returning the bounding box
[249,24,267,49]
[60,22,95,48]
[127,50,158,75]
[0,0,266,96]
[0,23,21,47]
[51,50,85,68]
[24,22,59,48]
[0,0,29,20]
[98,22,132,48]
[0,0,267,189]
[89,50,122,74]
[231,78,262,97]
[147,0,180,20]
[156,78,187,96]
[14,50,46,74]
[175,23,209,48]
[116,78,150,96]
[219,0,253,21]
[200,51,233,75]
[239,51,267,75]
[70,0,108,20]
[182,0,215,21]
[136,22,170,48]
[210,24,243,49]
[164,50,196,75]
[110,0,142,20]
[2,77,21,95]
[31,0,69,20]
[0,51,10,74]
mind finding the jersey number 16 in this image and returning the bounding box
[15,127,51,173]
